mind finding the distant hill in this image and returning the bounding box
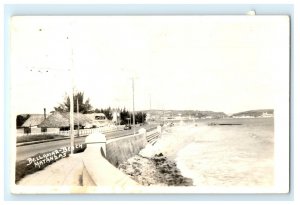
[196,111,228,119]
[142,109,228,119]
[231,109,274,118]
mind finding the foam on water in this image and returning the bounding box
[140,124,200,159]
[140,118,274,187]
[175,119,274,187]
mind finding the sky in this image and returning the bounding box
[10,16,289,115]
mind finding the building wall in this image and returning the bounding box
[47,128,60,133]
[30,127,42,134]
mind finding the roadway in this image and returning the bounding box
[16,124,157,162]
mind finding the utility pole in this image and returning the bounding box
[149,94,152,110]
[132,78,135,135]
[77,97,79,138]
[163,110,165,125]
[67,35,75,155]
[31,27,75,152]
[70,87,74,153]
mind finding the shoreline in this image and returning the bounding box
[117,126,198,186]
[118,153,193,186]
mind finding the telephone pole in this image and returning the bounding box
[149,93,152,110]
[77,97,80,138]
[67,35,75,154]
[132,78,136,135]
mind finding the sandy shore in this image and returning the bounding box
[119,153,193,186]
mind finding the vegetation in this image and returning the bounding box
[17,134,65,143]
[94,107,146,124]
[144,109,228,119]
[15,144,87,183]
[95,107,113,120]
[195,111,227,119]
[16,114,30,128]
[119,107,146,125]
[54,91,92,114]
[135,112,147,124]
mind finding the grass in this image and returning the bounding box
[15,144,87,183]
[17,134,66,143]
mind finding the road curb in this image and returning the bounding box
[16,126,156,147]
[16,129,121,147]
[16,136,87,147]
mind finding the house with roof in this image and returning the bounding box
[21,114,48,134]
[37,112,108,130]
[17,111,109,136]
[38,112,89,130]
[84,113,108,128]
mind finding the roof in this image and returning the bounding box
[38,112,70,128]
[37,112,97,128]
[21,114,48,127]
[85,113,106,119]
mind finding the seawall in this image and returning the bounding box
[81,127,161,188]
[106,133,148,167]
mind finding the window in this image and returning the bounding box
[24,127,31,134]
[95,116,105,120]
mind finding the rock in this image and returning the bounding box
[156,153,164,157]
[118,154,193,186]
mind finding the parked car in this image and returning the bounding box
[124,125,132,130]
[166,122,174,127]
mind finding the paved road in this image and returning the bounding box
[16,124,157,162]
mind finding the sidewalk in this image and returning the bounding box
[17,153,84,186]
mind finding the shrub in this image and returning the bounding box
[17,134,65,143]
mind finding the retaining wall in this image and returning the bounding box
[106,132,148,167]
[82,126,161,187]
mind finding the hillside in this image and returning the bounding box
[231,109,274,117]
[142,109,228,119]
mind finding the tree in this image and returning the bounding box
[119,108,146,125]
[54,91,92,114]
[104,107,113,120]
[120,107,130,125]
[16,114,30,128]
[135,112,147,124]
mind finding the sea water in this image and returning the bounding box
[145,118,274,188]
[175,118,274,187]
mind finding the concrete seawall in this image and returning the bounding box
[82,127,161,188]
[106,133,148,167]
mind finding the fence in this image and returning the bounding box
[145,127,161,145]
[17,125,125,137]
